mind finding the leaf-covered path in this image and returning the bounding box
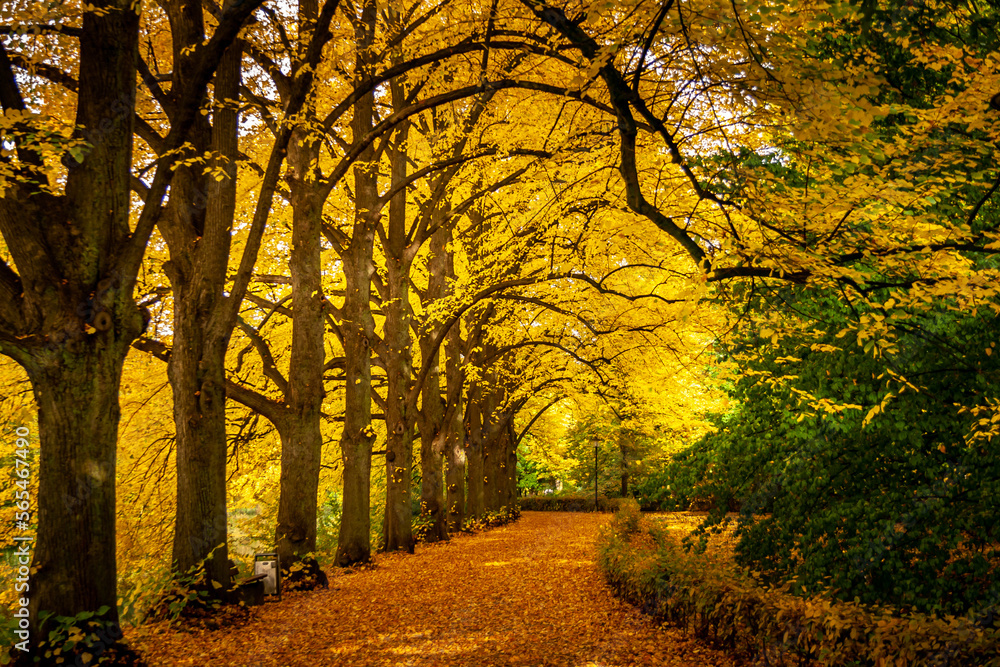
[132,512,735,666]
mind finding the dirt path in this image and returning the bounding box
[131,512,735,666]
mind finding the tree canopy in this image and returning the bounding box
[2,0,999,661]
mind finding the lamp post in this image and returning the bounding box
[592,436,599,512]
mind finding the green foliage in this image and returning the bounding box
[411,510,437,543]
[518,494,629,513]
[630,441,720,512]
[32,606,127,666]
[597,506,1000,666]
[674,291,1000,615]
[117,561,173,627]
[315,489,342,556]
[561,416,655,498]
[138,554,234,626]
[656,0,1000,618]
[515,452,543,495]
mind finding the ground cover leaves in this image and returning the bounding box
[130,512,735,666]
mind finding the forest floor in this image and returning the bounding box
[130,511,736,666]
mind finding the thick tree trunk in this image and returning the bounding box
[382,251,415,552]
[501,420,518,509]
[3,0,141,643]
[444,408,466,530]
[337,230,377,565]
[482,385,502,513]
[465,384,485,519]
[336,2,378,563]
[25,340,132,637]
[444,319,466,531]
[416,226,453,542]
[167,293,231,584]
[161,24,242,586]
[275,118,325,564]
[382,97,415,552]
[417,350,447,541]
[441,228,466,534]
[274,403,322,561]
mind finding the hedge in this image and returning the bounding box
[597,501,1000,666]
[518,494,630,513]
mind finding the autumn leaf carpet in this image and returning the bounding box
[131,512,735,667]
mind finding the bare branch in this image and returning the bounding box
[234,316,289,397]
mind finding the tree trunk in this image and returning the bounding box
[441,227,466,534]
[381,82,415,551]
[381,233,416,554]
[416,225,453,542]
[482,384,502,513]
[444,403,466,530]
[337,227,377,564]
[502,420,518,509]
[620,432,629,497]
[167,291,231,584]
[161,23,242,587]
[337,1,378,564]
[274,400,322,562]
[2,0,141,643]
[417,349,448,541]
[465,384,485,519]
[275,107,325,564]
[444,316,466,530]
[25,340,133,639]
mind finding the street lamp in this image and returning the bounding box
[591,436,600,512]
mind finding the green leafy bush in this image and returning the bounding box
[597,506,1000,666]
[518,494,628,512]
[661,293,1000,615]
[630,443,722,512]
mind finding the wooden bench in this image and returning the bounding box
[237,573,268,606]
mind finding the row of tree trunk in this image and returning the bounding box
[1,0,537,651]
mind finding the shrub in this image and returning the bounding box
[597,505,1000,666]
[518,494,628,512]
[411,511,438,543]
[614,498,642,534]
[461,505,521,532]
[674,300,1000,615]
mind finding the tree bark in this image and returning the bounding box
[465,383,485,519]
[382,109,415,553]
[274,175,325,563]
[481,381,502,513]
[159,5,242,585]
[444,402,466,530]
[166,277,232,584]
[25,334,135,638]
[275,0,325,560]
[416,226,453,542]
[417,358,448,541]
[619,431,629,497]
[337,232,377,565]
[336,0,379,566]
[0,0,142,643]
[443,302,466,531]
[501,420,518,508]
